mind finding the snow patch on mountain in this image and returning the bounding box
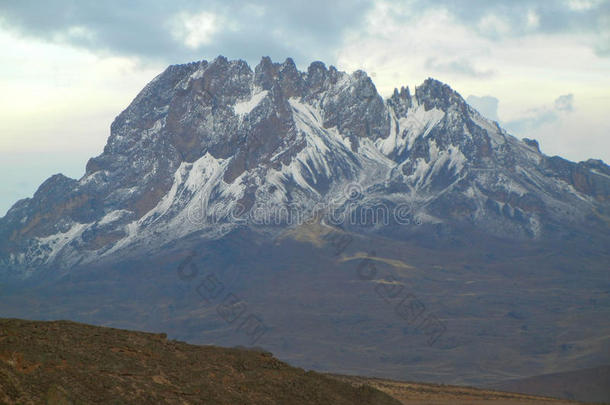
[35,222,91,263]
[234,90,268,115]
[284,98,393,195]
[98,210,131,226]
[469,110,506,147]
[377,104,445,156]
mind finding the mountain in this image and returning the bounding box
[2,55,609,274]
[1,56,609,388]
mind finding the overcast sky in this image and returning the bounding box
[1,0,609,215]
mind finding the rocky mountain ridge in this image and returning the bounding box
[1,55,609,277]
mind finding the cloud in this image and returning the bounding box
[426,57,494,78]
[335,5,501,95]
[594,13,610,56]
[467,93,610,164]
[393,0,610,58]
[0,0,608,67]
[466,93,576,135]
[169,12,223,49]
[477,14,512,38]
[526,10,540,29]
[505,109,558,134]
[567,0,605,11]
[466,95,500,121]
[505,94,576,133]
[554,94,574,112]
[0,0,372,65]
[413,1,607,36]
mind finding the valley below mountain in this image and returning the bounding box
[0,319,589,404]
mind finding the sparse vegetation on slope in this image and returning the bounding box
[0,318,400,405]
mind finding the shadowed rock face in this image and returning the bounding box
[1,55,608,275]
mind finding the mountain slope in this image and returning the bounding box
[0,318,400,405]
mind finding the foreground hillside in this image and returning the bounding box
[0,319,589,404]
[0,318,399,405]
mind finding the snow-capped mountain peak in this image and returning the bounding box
[1,56,609,276]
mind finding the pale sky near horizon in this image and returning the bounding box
[1,0,609,216]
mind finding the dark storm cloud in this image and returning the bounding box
[0,0,608,67]
[0,0,372,66]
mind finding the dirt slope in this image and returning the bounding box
[0,318,399,405]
